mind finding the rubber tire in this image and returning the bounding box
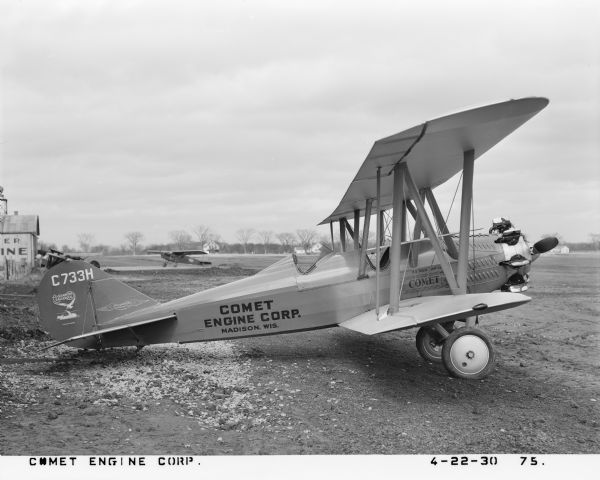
[415,322,456,363]
[89,260,100,268]
[441,327,495,380]
[416,327,444,363]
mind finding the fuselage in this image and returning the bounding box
[86,234,531,349]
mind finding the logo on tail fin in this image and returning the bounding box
[52,291,79,321]
[97,298,150,313]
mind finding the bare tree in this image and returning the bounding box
[296,229,317,254]
[276,232,296,254]
[169,230,193,249]
[236,228,255,254]
[124,231,144,255]
[257,230,274,254]
[77,233,95,252]
[192,225,213,248]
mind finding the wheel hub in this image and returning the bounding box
[449,335,490,375]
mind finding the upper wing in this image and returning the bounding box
[339,292,530,335]
[320,97,549,225]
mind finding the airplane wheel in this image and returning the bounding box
[441,328,495,380]
[89,260,100,268]
[415,322,456,363]
[416,327,444,363]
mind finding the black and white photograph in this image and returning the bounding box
[1,0,598,477]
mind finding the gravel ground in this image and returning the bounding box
[0,254,598,455]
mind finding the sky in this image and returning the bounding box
[1,0,598,249]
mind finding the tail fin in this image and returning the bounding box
[37,260,158,343]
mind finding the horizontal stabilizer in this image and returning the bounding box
[339,292,530,335]
[42,314,176,350]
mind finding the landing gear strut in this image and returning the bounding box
[415,324,496,379]
[415,321,455,363]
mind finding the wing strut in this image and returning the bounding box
[388,163,406,314]
[378,211,386,246]
[458,149,476,327]
[358,199,373,278]
[402,163,460,294]
[353,209,360,249]
[343,218,355,245]
[329,220,334,252]
[339,218,346,251]
[457,149,475,293]
[375,167,382,316]
[389,160,469,313]
[424,187,459,259]
[409,189,427,268]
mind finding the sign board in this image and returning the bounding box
[0,233,37,280]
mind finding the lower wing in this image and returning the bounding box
[339,292,530,335]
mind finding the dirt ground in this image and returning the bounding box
[0,254,598,455]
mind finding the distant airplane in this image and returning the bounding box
[37,97,557,380]
[38,249,101,269]
[146,249,211,267]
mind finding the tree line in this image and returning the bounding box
[40,225,323,256]
[40,229,600,256]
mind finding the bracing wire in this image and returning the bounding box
[471,193,476,271]
[429,173,463,267]
[399,237,412,301]
[444,172,463,228]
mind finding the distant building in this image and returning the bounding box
[294,243,322,255]
[0,213,40,280]
[203,240,220,253]
[550,245,570,255]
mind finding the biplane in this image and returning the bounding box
[37,97,557,379]
[38,249,102,269]
[146,249,211,267]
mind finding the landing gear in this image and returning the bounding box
[415,321,455,363]
[441,327,495,379]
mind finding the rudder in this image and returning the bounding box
[37,260,158,343]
